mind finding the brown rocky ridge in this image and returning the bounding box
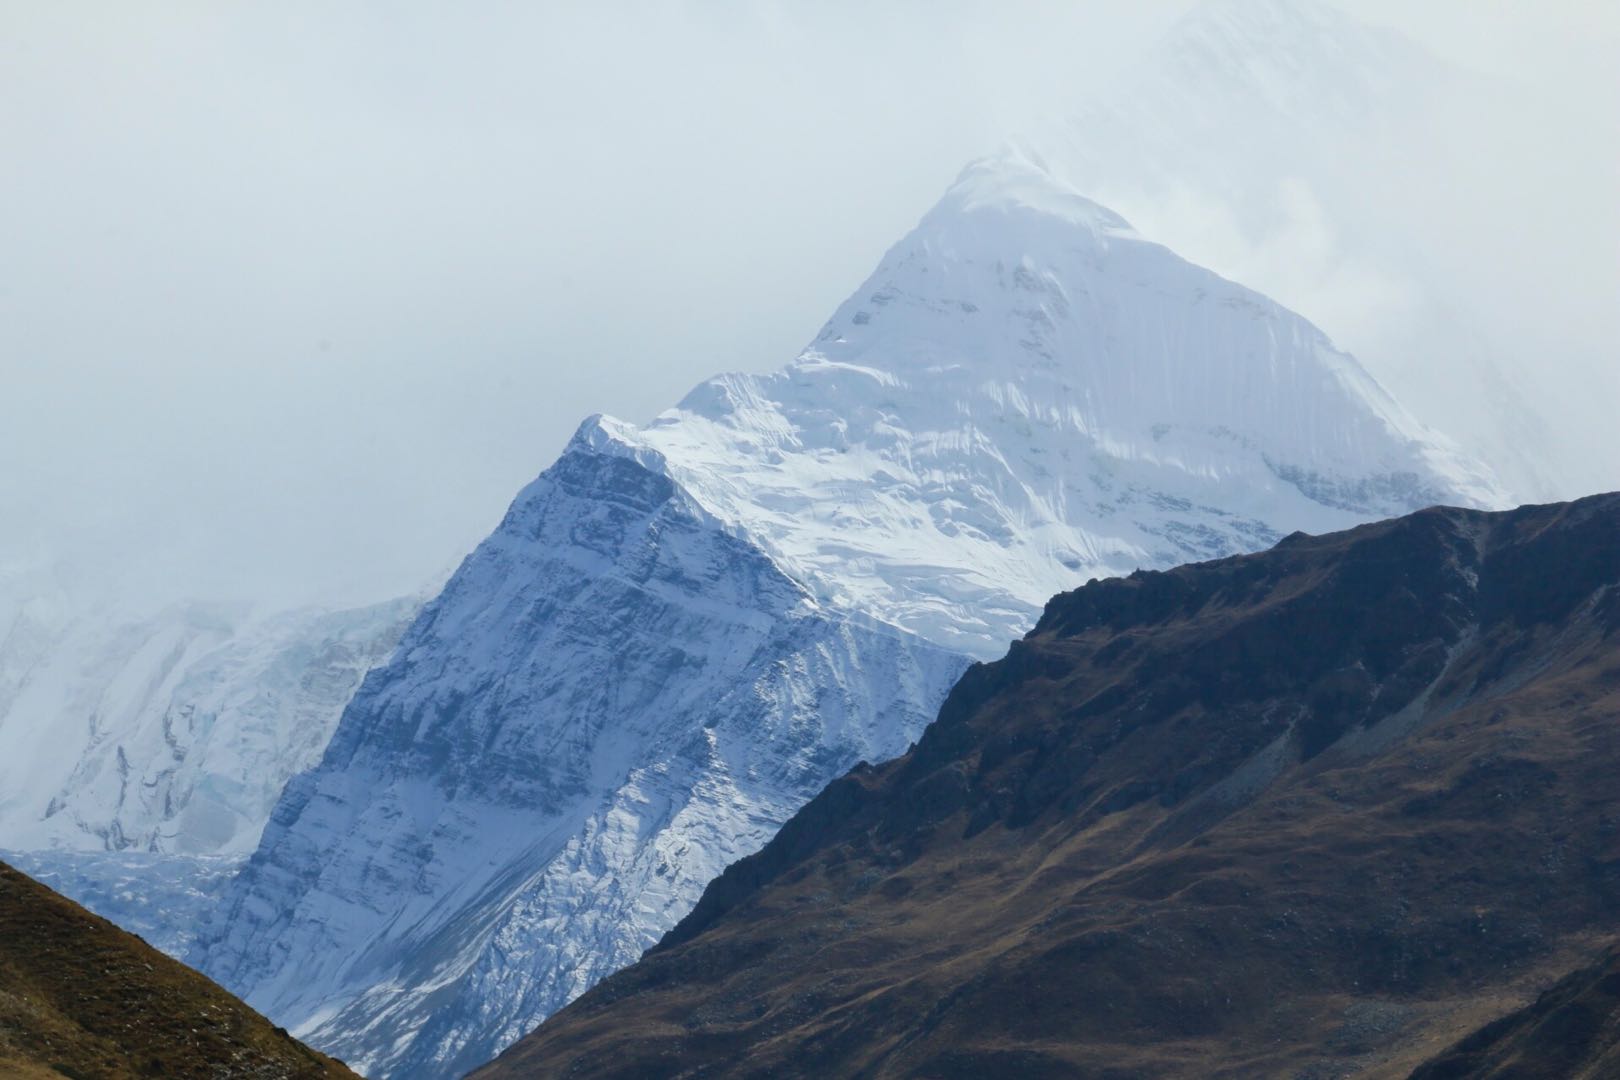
[472,493,1620,1079]
[0,859,357,1079]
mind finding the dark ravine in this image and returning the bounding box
[0,859,355,1079]
[472,494,1620,1079]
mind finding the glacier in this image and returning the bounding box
[189,151,1508,1079]
[0,566,420,964]
[0,583,419,857]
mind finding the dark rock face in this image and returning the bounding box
[0,860,355,1079]
[472,494,1620,1080]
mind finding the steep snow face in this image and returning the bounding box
[1040,0,1563,501]
[624,154,1507,654]
[193,158,1505,1080]
[0,588,418,856]
[193,439,964,1079]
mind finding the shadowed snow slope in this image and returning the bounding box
[193,439,965,1079]
[190,154,1505,1079]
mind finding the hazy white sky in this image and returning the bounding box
[2,1,1615,611]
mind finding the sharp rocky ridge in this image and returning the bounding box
[188,152,1508,1079]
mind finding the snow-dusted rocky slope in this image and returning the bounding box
[191,154,1507,1080]
[0,582,419,856]
[1040,0,1561,501]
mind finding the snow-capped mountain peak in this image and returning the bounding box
[926,152,1135,236]
[190,162,1507,1078]
[620,154,1506,652]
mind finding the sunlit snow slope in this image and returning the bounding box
[192,154,1507,1080]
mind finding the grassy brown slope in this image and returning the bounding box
[0,860,357,1079]
[1407,943,1620,1079]
[474,494,1620,1080]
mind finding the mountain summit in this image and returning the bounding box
[191,158,1504,1078]
[590,153,1504,652]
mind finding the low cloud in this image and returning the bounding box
[1,1,1612,611]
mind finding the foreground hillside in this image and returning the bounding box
[0,860,355,1079]
[478,493,1620,1079]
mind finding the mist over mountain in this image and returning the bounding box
[2,0,1610,615]
[1038,0,1614,502]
